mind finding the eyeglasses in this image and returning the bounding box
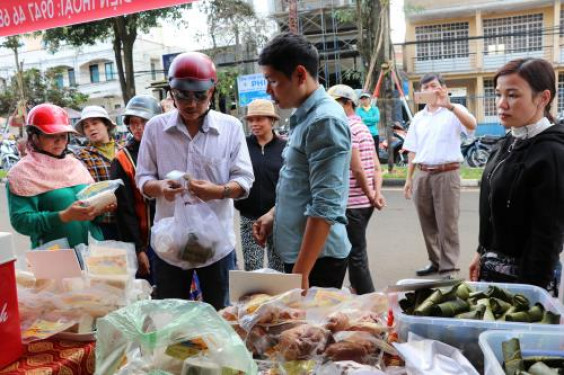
[171,89,209,102]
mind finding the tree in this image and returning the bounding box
[0,68,88,116]
[41,6,191,104]
[198,0,272,112]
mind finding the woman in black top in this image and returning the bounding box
[469,58,564,296]
[235,99,286,271]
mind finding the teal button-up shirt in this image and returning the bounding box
[274,86,352,264]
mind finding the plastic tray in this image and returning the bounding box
[479,330,564,375]
[388,280,564,370]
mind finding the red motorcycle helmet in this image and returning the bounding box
[168,52,217,91]
[26,104,77,135]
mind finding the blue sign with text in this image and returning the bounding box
[237,74,271,107]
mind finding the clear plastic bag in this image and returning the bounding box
[76,179,123,210]
[96,299,257,375]
[151,194,231,269]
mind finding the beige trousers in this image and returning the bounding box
[413,169,461,271]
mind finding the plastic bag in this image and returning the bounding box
[151,194,231,269]
[76,179,123,210]
[96,299,258,375]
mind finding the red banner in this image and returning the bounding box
[0,0,197,37]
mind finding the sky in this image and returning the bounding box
[163,0,406,51]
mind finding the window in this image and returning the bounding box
[561,9,564,36]
[105,62,115,81]
[150,60,157,80]
[483,79,496,117]
[483,14,543,55]
[558,73,564,114]
[89,64,99,83]
[54,73,64,89]
[415,22,469,61]
[68,68,76,86]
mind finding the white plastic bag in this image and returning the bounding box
[151,194,230,269]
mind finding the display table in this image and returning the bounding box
[0,339,95,375]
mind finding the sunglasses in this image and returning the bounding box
[171,89,209,102]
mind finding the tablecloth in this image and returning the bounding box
[0,339,95,375]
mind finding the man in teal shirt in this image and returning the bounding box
[253,32,352,291]
[356,92,380,150]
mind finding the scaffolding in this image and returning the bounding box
[272,0,362,88]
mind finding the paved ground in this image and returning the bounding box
[0,184,480,290]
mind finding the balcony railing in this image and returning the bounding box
[404,41,556,75]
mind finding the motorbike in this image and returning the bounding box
[378,123,408,166]
[0,138,20,171]
[460,134,503,168]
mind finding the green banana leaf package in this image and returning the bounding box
[501,337,564,375]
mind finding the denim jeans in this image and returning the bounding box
[284,256,348,289]
[346,207,375,294]
[154,250,235,310]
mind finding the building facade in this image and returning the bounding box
[403,0,563,134]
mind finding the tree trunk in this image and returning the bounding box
[112,15,137,105]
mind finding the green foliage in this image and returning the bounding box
[40,5,191,103]
[216,68,238,97]
[334,9,356,24]
[41,6,188,49]
[0,68,88,116]
[342,69,363,82]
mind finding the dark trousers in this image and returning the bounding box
[99,222,120,241]
[373,135,380,151]
[154,251,235,310]
[346,207,375,294]
[284,256,348,289]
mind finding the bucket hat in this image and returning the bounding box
[75,106,117,135]
[244,99,280,120]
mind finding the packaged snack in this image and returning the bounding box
[76,179,123,210]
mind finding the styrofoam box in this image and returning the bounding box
[388,280,564,370]
[479,330,564,375]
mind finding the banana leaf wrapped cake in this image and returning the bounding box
[399,283,561,324]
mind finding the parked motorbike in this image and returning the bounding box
[378,123,408,166]
[0,139,20,171]
[460,134,502,168]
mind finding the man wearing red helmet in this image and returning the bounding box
[136,52,254,309]
[7,104,114,249]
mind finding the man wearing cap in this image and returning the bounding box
[235,99,285,272]
[75,105,122,240]
[136,52,254,310]
[356,92,380,150]
[328,84,385,294]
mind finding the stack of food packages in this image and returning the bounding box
[15,240,151,342]
[220,288,405,374]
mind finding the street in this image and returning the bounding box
[0,184,480,291]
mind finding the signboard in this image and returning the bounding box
[237,73,270,107]
[162,52,181,79]
[0,0,196,37]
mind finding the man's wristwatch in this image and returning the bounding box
[222,185,231,199]
[447,104,456,112]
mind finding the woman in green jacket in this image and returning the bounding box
[7,104,112,248]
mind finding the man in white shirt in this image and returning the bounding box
[136,52,254,309]
[403,73,477,277]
